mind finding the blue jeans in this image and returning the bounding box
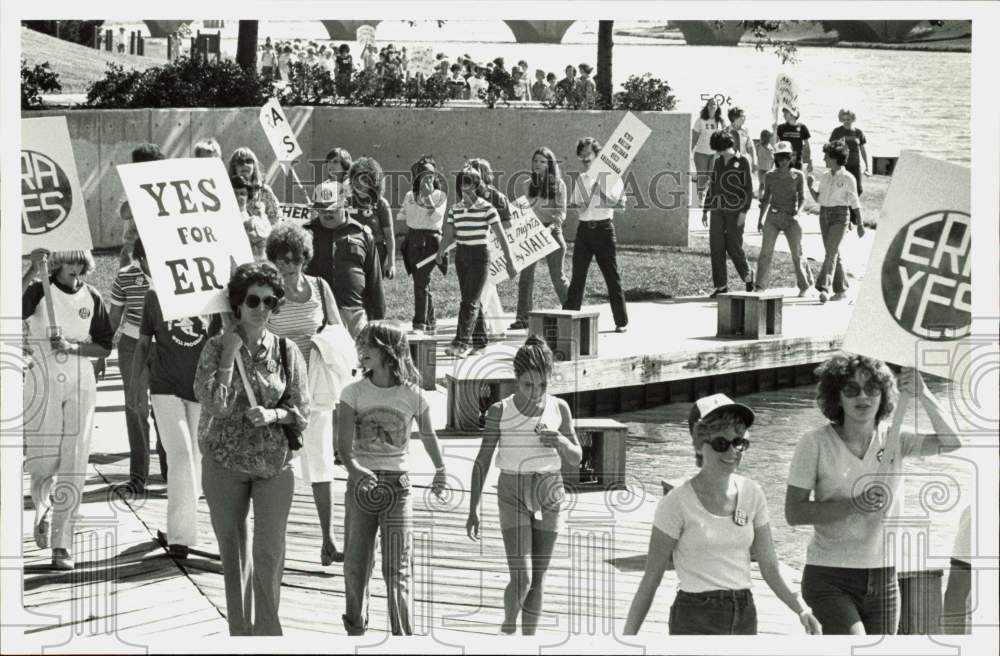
[515,224,569,323]
[454,245,490,348]
[816,206,849,294]
[802,564,899,635]
[342,471,413,635]
[403,229,440,329]
[669,589,757,635]
[756,210,812,292]
[117,334,150,486]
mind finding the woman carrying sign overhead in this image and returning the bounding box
[22,249,114,571]
[785,354,961,635]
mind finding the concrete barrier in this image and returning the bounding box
[26,106,691,249]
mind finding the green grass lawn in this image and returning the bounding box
[84,241,806,324]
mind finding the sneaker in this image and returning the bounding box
[445,343,470,358]
[168,544,190,560]
[818,291,829,304]
[709,287,728,299]
[508,320,527,331]
[831,292,847,301]
[798,288,811,298]
[615,325,628,334]
[34,512,50,549]
[51,548,74,571]
[745,273,755,292]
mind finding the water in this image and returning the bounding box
[612,379,980,571]
[212,23,971,165]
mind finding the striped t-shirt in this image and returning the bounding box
[267,276,331,359]
[447,198,499,246]
[109,262,150,339]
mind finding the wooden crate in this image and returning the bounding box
[445,372,518,432]
[527,310,600,361]
[716,291,784,339]
[562,418,628,491]
[408,333,438,391]
[873,155,898,176]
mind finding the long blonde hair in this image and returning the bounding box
[356,321,421,387]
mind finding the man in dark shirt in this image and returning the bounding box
[555,65,578,104]
[776,108,813,172]
[303,181,384,339]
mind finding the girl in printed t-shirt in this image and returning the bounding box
[625,393,821,635]
[466,336,582,635]
[337,322,448,636]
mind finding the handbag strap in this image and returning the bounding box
[315,276,332,330]
[278,336,291,406]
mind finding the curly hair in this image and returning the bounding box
[709,130,735,152]
[814,353,898,426]
[513,335,554,380]
[822,140,850,167]
[355,321,421,387]
[266,222,313,267]
[227,261,285,318]
[727,106,746,123]
[528,147,562,200]
[576,137,601,157]
[131,143,164,164]
[348,156,384,205]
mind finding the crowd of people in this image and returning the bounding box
[20,104,972,638]
[256,36,600,105]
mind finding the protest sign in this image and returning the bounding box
[486,198,560,285]
[356,25,376,51]
[408,45,437,77]
[21,116,93,254]
[771,73,800,124]
[259,97,303,162]
[586,112,652,191]
[279,202,312,221]
[843,152,970,379]
[116,157,254,321]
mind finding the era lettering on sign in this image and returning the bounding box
[164,256,224,295]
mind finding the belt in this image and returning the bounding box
[677,589,753,601]
[580,219,612,228]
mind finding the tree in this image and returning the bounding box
[24,20,103,46]
[597,21,614,108]
[236,20,259,72]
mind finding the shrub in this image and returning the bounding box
[279,62,336,106]
[21,59,62,110]
[613,74,677,111]
[85,63,143,108]
[405,74,451,108]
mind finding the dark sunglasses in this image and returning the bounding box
[703,436,751,453]
[842,380,882,398]
[244,294,279,310]
[236,157,256,165]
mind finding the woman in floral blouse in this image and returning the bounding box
[194,262,310,636]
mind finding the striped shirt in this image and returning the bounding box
[447,198,499,246]
[109,262,150,339]
[267,276,332,359]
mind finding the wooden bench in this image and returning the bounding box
[717,291,784,339]
[528,309,600,361]
[408,333,438,391]
[562,418,628,491]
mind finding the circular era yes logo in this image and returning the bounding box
[881,210,970,340]
[21,150,73,235]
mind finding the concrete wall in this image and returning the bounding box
[28,107,690,250]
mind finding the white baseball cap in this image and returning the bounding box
[774,141,794,155]
[688,393,755,437]
[312,180,343,209]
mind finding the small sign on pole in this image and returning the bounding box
[259,97,303,163]
[586,112,652,191]
[356,25,376,52]
[21,116,94,254]
[772,73,800,125]
[116,157,254,322]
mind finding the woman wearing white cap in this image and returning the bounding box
[625,393,821,635]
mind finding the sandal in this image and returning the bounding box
[321,541,344,566]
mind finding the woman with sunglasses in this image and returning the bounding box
[194,262,310,635]
[228,147,281,227]
[785,354,961,635]
[626,393,821,635]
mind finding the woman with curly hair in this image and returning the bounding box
[511,147,569,329]
[785,353,961,635]
[228,147,281,227]
[346,156,396,280]
[194,262,310,635]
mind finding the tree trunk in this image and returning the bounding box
[236,20,259,71]
[597,21,614,108]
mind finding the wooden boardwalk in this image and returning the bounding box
[19,300,829,644]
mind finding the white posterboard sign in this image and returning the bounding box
[587,112,652,190]
[279,202,312,222]
[117,158,254,322]
[21,116,94,254]
[843,152,971,379]
[356,25,376,51]
[259,97,303,162]
[772,73,800,124]
[486,197,560,285]
[408,45,436,77]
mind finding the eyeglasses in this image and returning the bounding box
[842,381,882,398]
[274,255,302,266]
[702,436,751,453]
[244,294,279,310]
[236,157,255,165]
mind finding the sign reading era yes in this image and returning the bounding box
[21,116,93,254]
[843,152,970,378]
[117,158,253,321]
[259,98,303,162]
[356,25,376,51]
[486,197,559,285]
[771,73,800,123]
[586,112,652,190]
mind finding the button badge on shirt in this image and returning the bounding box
[733,509,748,526]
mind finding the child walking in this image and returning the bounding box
[466,336,582,635]
[337,322,448,635]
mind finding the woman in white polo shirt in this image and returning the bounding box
[785,354,961,634]
[625,394,820,635]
